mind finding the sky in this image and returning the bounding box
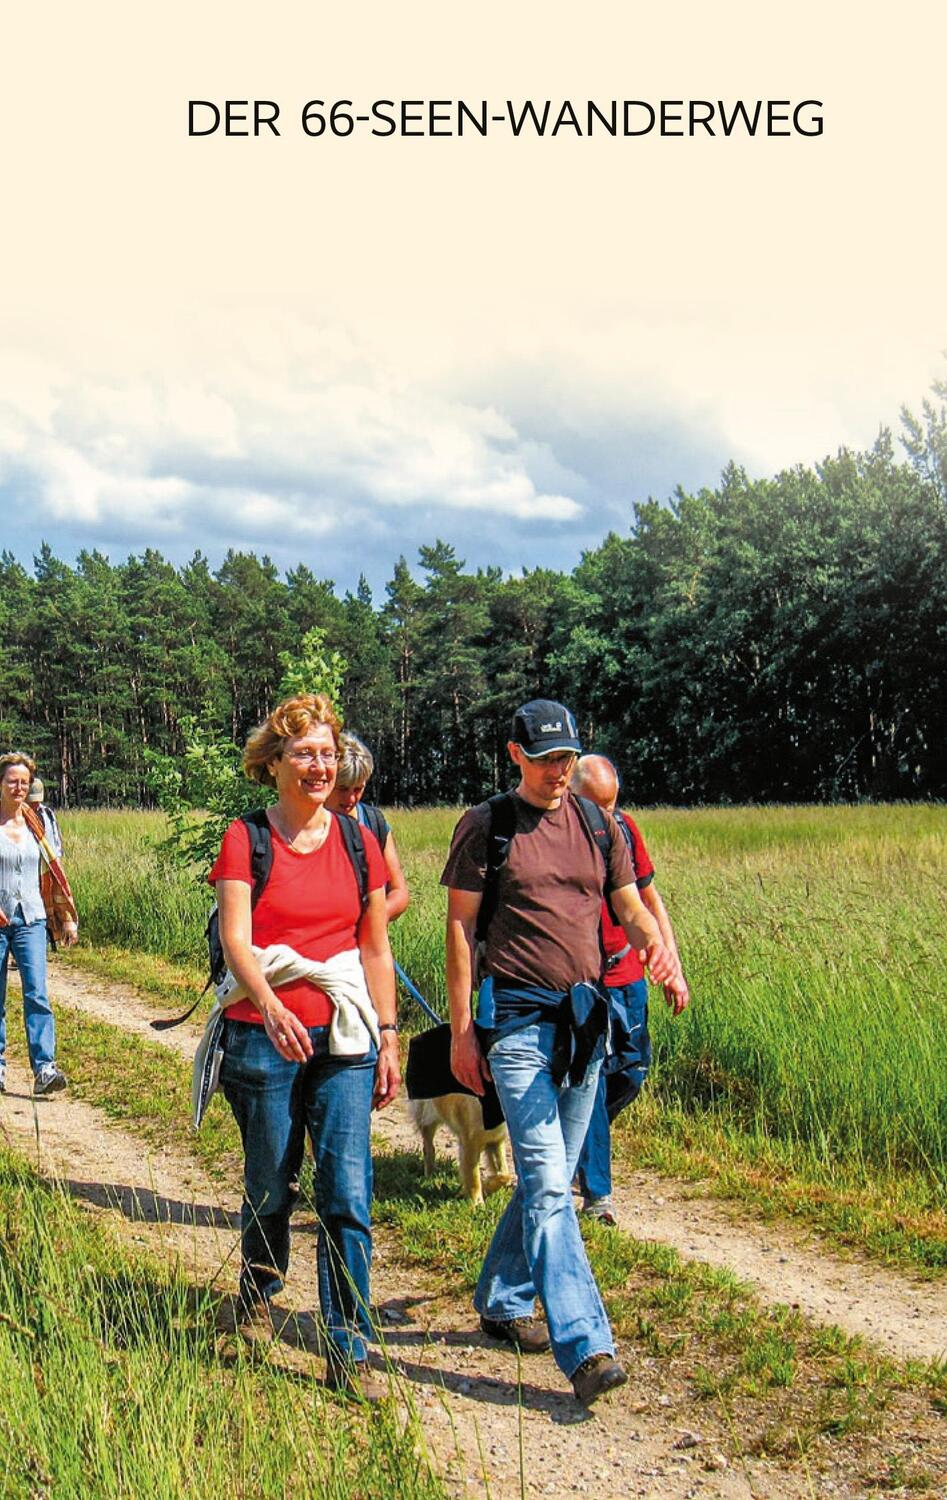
[2,2,945,598]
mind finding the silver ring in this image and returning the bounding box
[277,1031,288,1044]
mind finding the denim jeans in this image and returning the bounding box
[220,1019,377,1362]
[576,979,650,1202]
[0,908,55,1072]
[474,1020,614,1378]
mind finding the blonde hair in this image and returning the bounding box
[335,732,375,790]
[0,751,37,781]
[242,695,342,788]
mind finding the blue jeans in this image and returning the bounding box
[220,1020,377,1362]
[474,1020,614,1378]
[576,979,650,1202]
[0,909,55,1072]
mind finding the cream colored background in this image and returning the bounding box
[3,2,945,578]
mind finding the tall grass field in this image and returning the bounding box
[63,804,947,1255]
[0,1150,441,1499]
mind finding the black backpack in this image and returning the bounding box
[152,808,371,1031]
[357,802,390,851]
[473,790,618,946]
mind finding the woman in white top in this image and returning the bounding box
[0,751,78,1095]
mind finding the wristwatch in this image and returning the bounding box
[379,1022,399,1034]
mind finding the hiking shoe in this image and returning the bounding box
[215,1295,279,1347]
[33,1063,67,1096]
[479,1314,551,1354]
[571,1353,628,1406]
[583,1196,618,1227]
[325,1349,389,1403]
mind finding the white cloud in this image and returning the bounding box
[0,340,584,547]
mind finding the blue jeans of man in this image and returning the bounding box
[220,1019,376,1362]
[576,979,650,1202]
[0,909,56,1072]
[474,1020,614,1379]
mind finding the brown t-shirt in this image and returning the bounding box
[440,790,635,992]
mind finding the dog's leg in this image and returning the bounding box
[457,1137,484,1205]
[487,1133,511,1181]
[483,1131,516,1195]
[420,1120,438,1178]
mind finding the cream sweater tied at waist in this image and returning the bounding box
[216,943,381,1055]
[192,945,382,1129]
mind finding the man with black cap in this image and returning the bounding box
[441,699,687,1406]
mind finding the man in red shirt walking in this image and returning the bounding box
[570,755,689,1225]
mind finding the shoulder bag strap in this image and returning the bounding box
[474,791,518,944]
[334,810,369,909]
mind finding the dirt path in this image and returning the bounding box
[45,962,947,1367]
[2,961,944,1498]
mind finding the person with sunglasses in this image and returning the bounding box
[441,699,687,1406]
[209,694,399,1400]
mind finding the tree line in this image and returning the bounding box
[2,397,945,807]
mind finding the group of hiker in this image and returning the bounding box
[2,692,689,1410]
[207,691,688,1407]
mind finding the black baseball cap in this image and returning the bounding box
[511,699,582,758]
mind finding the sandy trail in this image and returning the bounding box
[1,961,944,1497]
[45,962,947,1366]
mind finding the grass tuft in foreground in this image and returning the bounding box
[0,1149,444,1500]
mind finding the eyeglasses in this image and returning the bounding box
[285,749,338,766]
[532,751,577,768]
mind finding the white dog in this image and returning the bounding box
[409,1094,515,1205]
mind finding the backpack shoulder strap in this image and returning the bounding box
[474,792,518,944]
[612,810,633,846]
[614,809,635,857]
[572,794,615,892]
[240,807,274,908]
[334,811,369,910]
[156,809,271,1031]
[359,802,390,850]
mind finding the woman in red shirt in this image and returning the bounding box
[210,694,399,1399]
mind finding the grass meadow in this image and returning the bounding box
[62,804,947,1265]
[0,1149,442,1500]
[6,803,947,1492]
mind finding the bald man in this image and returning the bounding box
[570,755,689,1224]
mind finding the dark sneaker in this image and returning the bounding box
[324,1350,389,1403]
[0,1065,5,1094]
[583,1196,618,1227]
[479,1314,551,1354]
[33,1064,67,1096]
[571,1353,628,1406]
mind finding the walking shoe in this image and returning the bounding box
[215,1295,280,1348]
[571,1352,628,1406]
[324,1349,389,1403]
[583,1196,618,1227]
[33,1063,67,1096]
[479,1314,551,1354]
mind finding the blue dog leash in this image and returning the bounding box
[394,961,443,1026]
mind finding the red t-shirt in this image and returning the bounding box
[208,814,387,1025]
[603,812,656,987]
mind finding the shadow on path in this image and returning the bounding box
[51,1175,241,1229]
